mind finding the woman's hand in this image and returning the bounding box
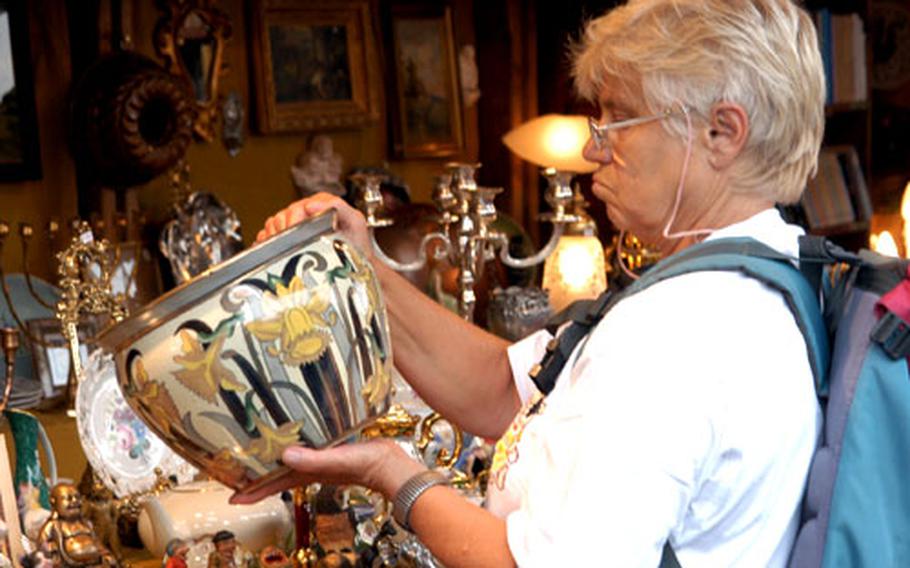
[230,437,425,505]
[257,193,373,261]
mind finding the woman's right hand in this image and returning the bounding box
[257,193,373,261]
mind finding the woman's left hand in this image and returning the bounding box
[229,437,425,504]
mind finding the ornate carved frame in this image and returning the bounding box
[250,0,381,133]
[154,0,233,142]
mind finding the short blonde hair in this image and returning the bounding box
[573,0,825,204]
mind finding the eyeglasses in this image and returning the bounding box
[587,108,681,150]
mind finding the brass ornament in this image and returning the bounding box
[154,0,233,142]
[55,222,128,381]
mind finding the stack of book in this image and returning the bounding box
[815,10,867,105]
[801,146,872,231]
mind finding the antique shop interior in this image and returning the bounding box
[0,0,906,565]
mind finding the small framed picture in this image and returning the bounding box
[26,318,97,402]
[250,0,381,133]
[387,3,465,158]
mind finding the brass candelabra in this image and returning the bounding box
[0,218,133,412]
[55,221,129,382]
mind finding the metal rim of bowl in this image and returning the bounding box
[96,209,337,351]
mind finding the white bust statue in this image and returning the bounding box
[291,135,345,197]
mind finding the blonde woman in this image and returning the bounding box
[240,1,826,565]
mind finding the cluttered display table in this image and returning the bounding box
[0,189,504,567]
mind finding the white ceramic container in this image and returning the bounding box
[97,212,393,494]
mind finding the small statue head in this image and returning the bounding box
[311,135,333,158]
[49,483,83,521]
[212,530,236,557]
[165,538,189,559]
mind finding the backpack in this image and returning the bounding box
[531,234,910,567]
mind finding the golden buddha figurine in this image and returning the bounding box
[37,483,117,567]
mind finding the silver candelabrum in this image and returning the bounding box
[351,162,580,321]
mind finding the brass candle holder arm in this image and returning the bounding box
[19,222,57,311]
[0,327,18,413]
[0,222,58,348]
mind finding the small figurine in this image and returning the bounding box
[37,482,117,567]
[257,545,291,568]
[221,91,245,157]
[163,538,189,568]
[291,135,345,197]
[207,531,245,568]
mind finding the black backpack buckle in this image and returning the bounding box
[871,311,910,360]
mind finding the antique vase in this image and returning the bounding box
[96,211,393,494]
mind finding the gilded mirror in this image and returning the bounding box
[155,0,232,142]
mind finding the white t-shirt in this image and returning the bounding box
[487,209,821,567]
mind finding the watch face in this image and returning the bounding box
[76,350,196,497]
[872,2,910,90]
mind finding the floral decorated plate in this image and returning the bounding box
[76,349,196,497]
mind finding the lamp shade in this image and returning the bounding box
[502,114,598,174]
[542,235,607,312]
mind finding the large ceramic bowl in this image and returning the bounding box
[97,211,393,493]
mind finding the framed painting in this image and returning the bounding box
[0,0,40,180]
[388,4,464,158]
[250,0,380,133]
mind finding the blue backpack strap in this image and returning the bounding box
[626,237,830,394]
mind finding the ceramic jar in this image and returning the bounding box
[137,480,291,558]
[97,212,393,494]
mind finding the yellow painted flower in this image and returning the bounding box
[361,350,391,409]
[173,331,247,403]
[245,276,333,366]
[209,449,250,488]
[245,415,302,463]
[348,246,381,320]
[133,357,181,429]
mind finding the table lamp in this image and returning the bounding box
[503,114,607,312]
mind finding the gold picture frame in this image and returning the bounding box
[388,4,464,158]
[250,0,381,133]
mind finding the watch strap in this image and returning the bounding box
[392,470,448,531]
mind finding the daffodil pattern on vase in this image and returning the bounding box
[244,415,303,463]
[361,341,392,409]
[128,356,182,432]
[244,276,336,366]
[116,231,393,493]
[173,330,248,403]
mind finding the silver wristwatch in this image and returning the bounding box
[392,470,449,531]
